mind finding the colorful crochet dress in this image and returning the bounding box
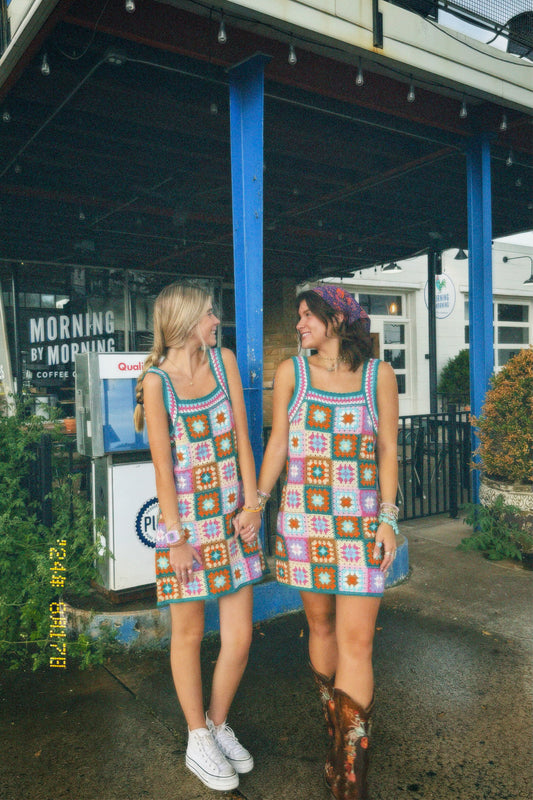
[275,356,384,596]
[148,348,266,605]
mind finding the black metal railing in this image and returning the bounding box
[30,435,91,527]
[262,407,472,555]
[397,407,471,521]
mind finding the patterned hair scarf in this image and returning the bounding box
[311,285,371,332]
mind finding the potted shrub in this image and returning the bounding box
[464,347,533,566]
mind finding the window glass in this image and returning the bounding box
[384,349,405,369]
[498,304,528,323]
[396,374,406,394]
[498,348,523,366]
[41,294,55,309]
[384,323,405,344]
[498,327,529,345]
[359,294,402,316]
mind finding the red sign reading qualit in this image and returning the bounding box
[98,353,148,380]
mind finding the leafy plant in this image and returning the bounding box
[473,347,533,485]
[459,496,533,561]
[437,348,470,406]
[0,397,107,670]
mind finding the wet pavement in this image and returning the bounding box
[1,514,532,800]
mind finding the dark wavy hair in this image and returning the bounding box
[296,289,373,372]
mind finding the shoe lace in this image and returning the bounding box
[196,731,230,771]
[215,723,244,756]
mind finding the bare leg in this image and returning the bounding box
[169,600,206,730]
[335,595,381,709]
[301,591,337,678]
[207,585,253,726]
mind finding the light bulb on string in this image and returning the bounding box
[217,14,227,44]
[499,113,507,131]
[288,42,297,65]
[459,97,467,119]
[355,57,364,87]
[506,149,514,167]
[407,79,415,103]
[125,0,135,12]
[41,53,50,76]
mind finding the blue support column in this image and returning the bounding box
[229,54,270,476]
[466,135,494,502]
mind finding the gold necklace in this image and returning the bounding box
[315,353,347,372]
[165,356,194,385]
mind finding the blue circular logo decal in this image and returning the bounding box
[135,498,159,548]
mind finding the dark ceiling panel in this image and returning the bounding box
[0,0,531,285]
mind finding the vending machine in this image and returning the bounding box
[75,352,159,597]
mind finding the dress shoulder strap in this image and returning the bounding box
[362,358,380,433]
[209,347,230,399]
[146,366,178,420]
[287,356,308,422]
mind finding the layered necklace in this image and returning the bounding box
[315,352,348,372]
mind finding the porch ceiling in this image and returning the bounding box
[0,0,531,287]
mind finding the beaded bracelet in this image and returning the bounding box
[256,493,269,512]
[379,502,399,520]
[377,511,399,537]
[166,528,190,547]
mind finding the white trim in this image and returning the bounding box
[228,0,533,111]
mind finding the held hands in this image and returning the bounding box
[232,509,262,544]
[169,542,203,584]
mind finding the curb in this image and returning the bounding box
[66,535,409,648]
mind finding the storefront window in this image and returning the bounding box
[464,297,530,370]
[355,292,409,397]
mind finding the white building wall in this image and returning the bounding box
[324,241,533,416]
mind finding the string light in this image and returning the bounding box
[41,54,50,76]
[2,110,11,122]
[506,149,514,167]
[499,113,507,131]
[407,78,415,103]
[217,13,227,44]
[355,57,364,87]
[459,97,467,119]
[125,0,135,12]
[288,41,297,65]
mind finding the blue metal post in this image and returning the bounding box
[466,135,494,502]
[228,54,270,476]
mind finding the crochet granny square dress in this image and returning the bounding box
[148,348,266,605]
[275,356,385,596]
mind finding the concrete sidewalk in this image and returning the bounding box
[1,514,532,800]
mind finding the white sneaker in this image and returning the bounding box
[206,714,254,774]
[185,727,239,791]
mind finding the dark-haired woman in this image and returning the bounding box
[256,285,399,799]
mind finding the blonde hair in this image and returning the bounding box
[133,281,211,431]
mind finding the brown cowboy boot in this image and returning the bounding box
[309,662,335,737]
[328,688,374,800]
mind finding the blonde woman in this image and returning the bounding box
[134,282,266,792]
[256,286,399,799]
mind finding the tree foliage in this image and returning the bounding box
[437,348,470,406]
[0,399,107,669]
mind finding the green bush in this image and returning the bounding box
[459,496,533,562]
[0,398,108,670]
[438,349,470,406]
[473,347,533,484]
